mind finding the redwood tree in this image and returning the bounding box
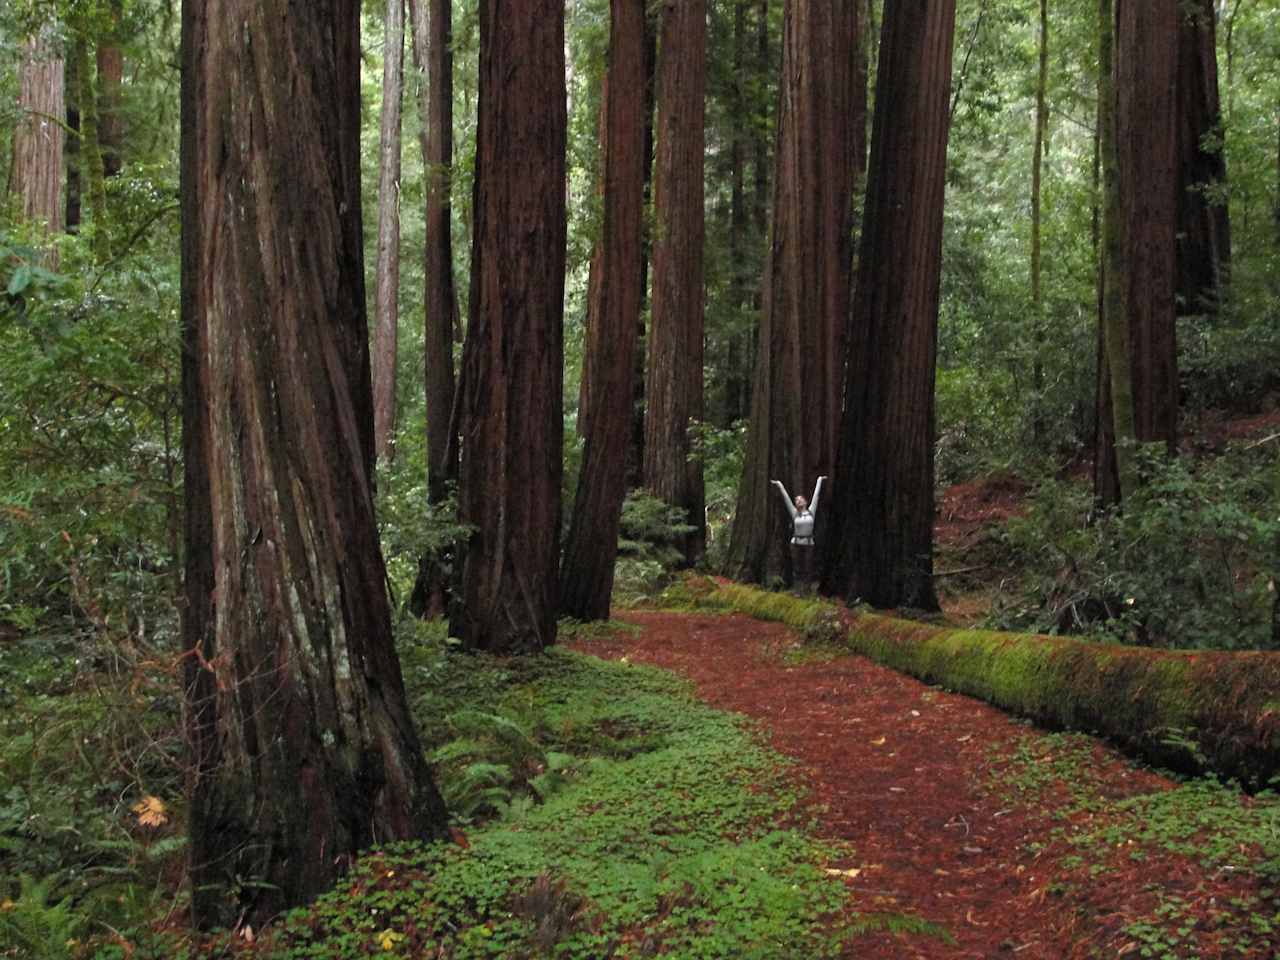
[822,0,956,611]
[372,0,406,463]
[726,0,860,584]
[1095,0,1180,503]
[180,0,447,929]
[644,0,708,567]
[451,0,566,652]
[12,29,64,257]
[406,0,459,617]
[96,0,125,177]
[561,0,646,621]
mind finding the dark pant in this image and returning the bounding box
[790,543,815,588]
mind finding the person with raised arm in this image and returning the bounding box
[771,475,826,589]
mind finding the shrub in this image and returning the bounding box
[989,446,1280,650]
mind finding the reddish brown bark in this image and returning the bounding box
[406,0,460,618]
[823,0,957,611]
[373,0,406,464]
[96,0,124,177]
[1175,0,1230,316]
[1117,0,1179,449]
[561,0,647,621]
[12,31,64,254]
[627,10,659,487]
[644,0,709,568]
[452,0,566,652]
[727,0,859,584]
[180,0,447,930]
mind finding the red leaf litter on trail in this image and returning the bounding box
[568,611,1275,959]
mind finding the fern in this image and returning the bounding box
[846,911,956,945]
[0,874,85,960]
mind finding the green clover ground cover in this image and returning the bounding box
[260,624,854,959]
[989,731,1280,959]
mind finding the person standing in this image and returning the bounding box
[771,476,826,588]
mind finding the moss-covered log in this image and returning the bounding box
[683,578,1280,789]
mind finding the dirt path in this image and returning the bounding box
[568,610,1179,959]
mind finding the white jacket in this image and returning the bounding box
[771,476,825,545]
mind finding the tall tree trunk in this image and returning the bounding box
[1175,0,1230,316]
[1030,0,1048,442]
[180,0,447,930]
[373,0,406,464]
[724,0,750,428]
[1097,0,1179,504]
[1094,0,1137,504]
[1118,0,1179,451]
[576,85,611,443]
[727,0,858,584]
[65,46,81,234]
[627,11,659,487]
[644,0,708,568]
[96,0,125,177]
[823,0,956,611]
[11,29,64,261]
[452,0,566,653]
[406,0,460,618]
[72,25,109,262]
[561,0,646,621]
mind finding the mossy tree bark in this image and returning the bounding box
[372,0,406,464]
[451,0,566,652]
[406,0,459,617]
[180,0,448,929]
[822,0,956,611]
[726,0,860,584]
[561,0,647,621]
[644,0,708,568]
[71,20,109,262]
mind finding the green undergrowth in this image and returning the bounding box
[989,731,1280,958]
[245,619,865,959]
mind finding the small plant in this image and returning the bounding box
[989,445,1280,650]
[612,490,699,602]
[0,873,85,960]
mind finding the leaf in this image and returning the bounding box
[131,795,169,828]
[378,929,405,950]
[823,867,862,879]
[6,265,32,297]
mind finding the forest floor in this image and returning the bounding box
[568,610,1278,958]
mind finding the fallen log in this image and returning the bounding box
[676,577,1280,790]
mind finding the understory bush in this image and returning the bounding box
[611,490,699,602]
[1,223,180,636]
[989,444,1280,650]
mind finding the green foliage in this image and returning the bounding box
[0,874,85,960]
[0,210,180,635]
[374,425,472,612]
[990,446,1280,650]
[691,419,747,568]
[267,639,859,959]
[611,490,699,602]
